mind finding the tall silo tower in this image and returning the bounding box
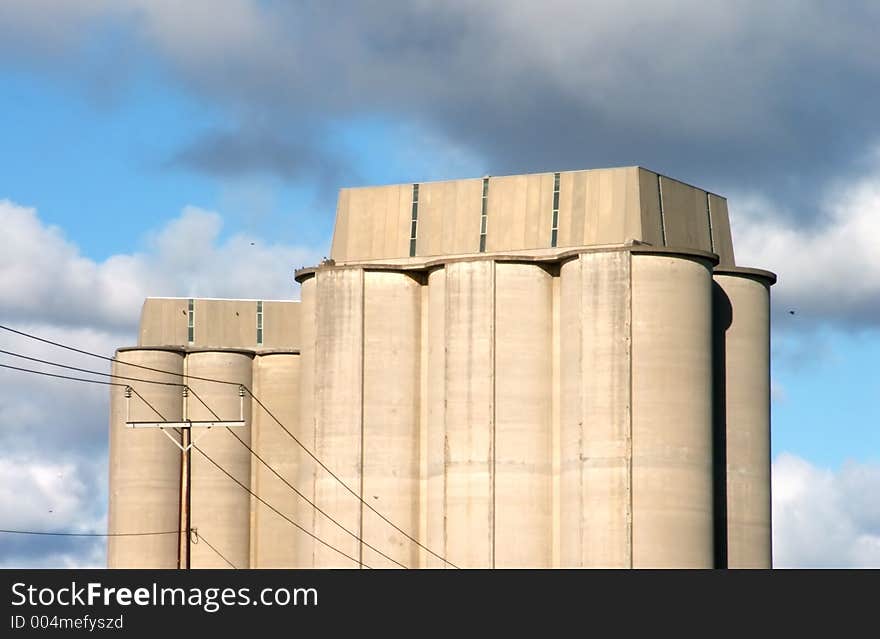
[109,167,774,569]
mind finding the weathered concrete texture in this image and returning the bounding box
[330,184,412,260]
[558,168,642,248]
[708,195,735,267]
[657,176,713,254]
[137,299,189,346]
[107,349,184,568]
[329,167,733,265]
[424,267,447,567]
[714,272,772,568]
[631,255,714,568]
[362,271,421,568]
[416,179,483,257]
[485,173,555,252]
[138,298,300,350]
[118,166,773,569]
[187,351,253,569]
[559,252,632,568]
[442,260,495,567]
[294,276,318,567]
[637,168,665,248]
[494,263,553,567]
[312,268,364,567]
[250,353,300,568]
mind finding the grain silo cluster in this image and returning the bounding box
[108,166,775,568]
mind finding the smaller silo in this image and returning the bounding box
[187,348,254,569]
[713,267,776,569]
[107,347,185,568]
[250,350,300,568]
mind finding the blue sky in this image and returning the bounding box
[772,329,880,468]
[0,1,879,567]
[0,66,333,257]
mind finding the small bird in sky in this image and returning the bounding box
[789,310,796,315]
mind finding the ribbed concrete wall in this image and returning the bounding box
[250,353,300,568]
[292,250,721,569]
[107,349,184,568]
[115,240,772,569]
[425,267,447,567]
[443,260,496,567]
[494,263,553,567]
[295,276,317,567]
[138,298,300,350]
[714,271,772,568]
[362,271,421,568]
[631,255,714,568]
[187,351,253,569]
[312,269,364,567]
[560,252,632,567]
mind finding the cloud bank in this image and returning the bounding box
[3,1,880,205]
[733,161,880,328]
[0,200,320,331]
[0,199,320,567]
[773,453,880,567]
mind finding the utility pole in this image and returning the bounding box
[124,384,246,569]
[179,387,191,570]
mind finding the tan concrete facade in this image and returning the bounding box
[108,167,774,569]
[138,297,300,350]
[330,167,735,266]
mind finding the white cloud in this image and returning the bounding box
[4,1,880,193]
[0,454,107,568]
[773,453,880,567]
[0,457,90,531]
[732,165,880,327]
[0,200,322,331]
[0,199,321,567]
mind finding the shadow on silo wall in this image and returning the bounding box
[712,281,733,569]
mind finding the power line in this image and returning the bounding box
[0,325,236,386]
[192,443,369,569]
[0,362,123,387]
[192,530,236,569]
[1,349,395,564]
[0,324,457,567]
[0,529,181,537]
[121,385,370,569]
[0,361,367,569]
[245,389,454,566]
[185,387,407,568]
[1,527,237,569]
[0,350,405,567]
[0,362,168,422]
[0,348,183,387]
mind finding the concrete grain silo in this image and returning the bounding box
[107,347,185,568]
[249,350,300,568]
[713,268,774,568]
[186,349,253,569]
[109,166,775,569]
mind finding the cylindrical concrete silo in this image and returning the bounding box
[443,259,495,568]
[424,266,447,568]
[295,272,318,567]
[107,347,184,568]
[494,261,553,567]
[631,251,715,568]
[713,267,775,569]
[187,349,253,569]
[361,270,421,568]
[559,250,632,568]
[312,268,364,568]
[250,350,300,568]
